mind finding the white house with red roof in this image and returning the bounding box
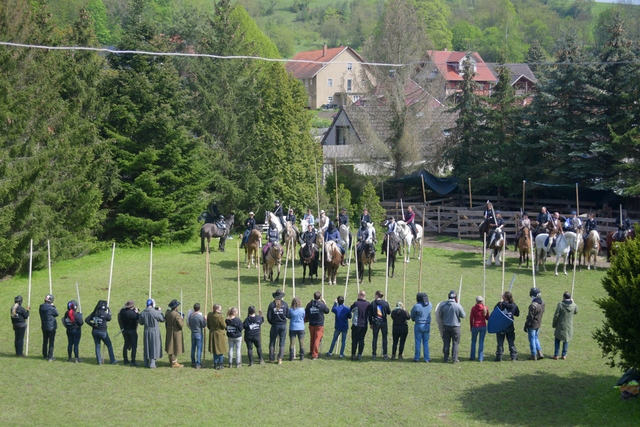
[424,49,498,98]
[285,44,367,109]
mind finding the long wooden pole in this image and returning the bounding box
[576,183,579,216]
[522,180,526,212]
[76,282,82,314]
[620,204,623,226]
[468,178,472,208]
[103,242,116,361]
[148,242,153,299]
[483,233,486,300]
[530,229,536,288]
[385,238,390,298]
[421,174,426,204]
[48,240,52,294]
[334,156,339,219]
[419,208,425,292]
[354,237,360,293]
[501,243,506,292]
[314,156,320,221]
[204,242,208,365]
[282,239,290,292]
[237,241,241,314]
[458,276,463,306]
[344,237,353,298]
[402,251,406,308]
[26,239,33,356]
[208,243,214,309]
[322,239,325,297]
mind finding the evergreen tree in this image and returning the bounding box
[409,0,453,49]
[357,181,386,225]
[87,0,111,44]
[525,39,546,75]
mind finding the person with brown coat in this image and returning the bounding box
[524,288,545,361]
[165,299,184,368]
[207,304,227,370]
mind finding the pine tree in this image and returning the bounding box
[358,181,386,225]
[525,39,546,75]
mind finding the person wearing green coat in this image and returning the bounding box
[551,292,578,360]
[207,304,227,370]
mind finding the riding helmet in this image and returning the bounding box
[275,200,280,204]
[15,295,23,304]
[529,287,541,298]
[45,294,54,303]
[448,290,457,300]
[147,299,155,308]
[68,300,77,311]
[219,215,224,219]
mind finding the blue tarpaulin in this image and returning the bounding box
[386,169,458,195]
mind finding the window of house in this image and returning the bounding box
[328,96,333,103]
[347,63,352,70]
[352,95,361,102]
[347,79,352,92]
[310,79,313,85]
[336,126,349,145]
[328,78,333,87]
[305,79,308,87]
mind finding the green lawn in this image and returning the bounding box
[1,236,638,426]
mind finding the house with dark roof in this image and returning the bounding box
[285,44,367,109]
[421,49,498,99]
[486,63,538,96]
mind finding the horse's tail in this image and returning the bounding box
[200,227,205,253]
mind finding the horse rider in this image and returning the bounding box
[360,208,371,225]
[547,212,563,254]
[215,215,226,231]
[317,210,329,235]
[404,205,417,239]
[381,216,401,257]
[338,207,349,228]
[262,222,280,265]
[283,207,300,245]
[303,223,317,248]
[534,207,551,236]
[273,200,285,228]
[513,212,531,251]
[356,220,372,258]
[614,210,632,241]
[487,210,504,247]
[564,211,582,233]
[584,213,597,240]
[324,222,346,266]
[304,209,315,230]
[240,212,256,250]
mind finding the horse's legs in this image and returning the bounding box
[368,262,372,283]
[275,262,281,282]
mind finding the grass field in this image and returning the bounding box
[1,235,638,426]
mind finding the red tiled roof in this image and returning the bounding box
[427,50,497,83]
[285,46,365,79]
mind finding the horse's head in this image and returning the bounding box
[271,243,283,260]
[197,211,207,223]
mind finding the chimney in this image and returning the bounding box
[323,43,327,56]
[444,48,447,52]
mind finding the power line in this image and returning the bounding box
[2,41,640,67]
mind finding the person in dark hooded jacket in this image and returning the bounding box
[350,291,369,360]
[368,291,391,359]
[524,288,545,361]
[86,300,117,365]
[63,300,84,363]
[39,294,58,361]
[306,291,329,360]
[118,300,140,366]
[411,293,431,362]
[494,292,520,362]
[10,295,29,357]
[391,301,410,360]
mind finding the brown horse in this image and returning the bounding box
[263,242,283,283]
[201,215,235,253]
[323,241,342,285]
[579,230,600,270]
[357,241,376,284]
[299,242,318,285]
[518,226,531,268]
[244,229,261,269]
[605,229,636,261]
[382,233,400,278]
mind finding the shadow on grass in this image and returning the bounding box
[458,371,620,426]
[181,250,204,255]
[448,252,485,269]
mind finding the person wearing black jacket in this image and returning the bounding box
[86,300,117,365]
[494,292,520,362]
[39,294,58,361]
[63,300,84,363]
[10,295,29,357]
[118,300,140,366]
[360,208,371,225]
[390,301,410,360]
[241,212,256,249]
[368,291,391,359]
[350,290,369,361]
[225,307,243,368]
[306,292,330,360]
[267,289,289,364]
[243,306,265,367]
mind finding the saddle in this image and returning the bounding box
[215,221,226,230]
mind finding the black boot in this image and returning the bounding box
[289,351,294,362]
[300,349,305,361]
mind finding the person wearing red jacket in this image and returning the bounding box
[469,296,490,362]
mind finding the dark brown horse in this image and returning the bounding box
[357,241,376,284]
[605,229,636,261]
[518,226,531,268]
[299,241,318,285]
[382,233,400,278]
[201,215,235,253]
[244,229,261,269]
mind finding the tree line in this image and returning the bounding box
[0,0,322,274]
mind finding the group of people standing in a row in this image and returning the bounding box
[10,285,577,367]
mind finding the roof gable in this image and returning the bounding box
[285,46,365,79]
[426,50,497,83]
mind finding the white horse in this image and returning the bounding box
[266,212,283,235]
[534,233,550,272]
[580,230,600,270]
[554,232,577,276]
[486,228,505,266]
[396,220,423,263]
[339,224,350,248]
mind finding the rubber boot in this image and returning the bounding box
[289,350,294,362]
[300,349,305,361]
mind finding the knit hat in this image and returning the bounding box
[124,300,135,309]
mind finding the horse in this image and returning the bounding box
[534,233,550,272]
[284,221,298,261]
[567,229,583,269]
[579,230,600,270]
[381,233,400,278]
[367,223,378,245]
[201,214,235,253]
[299,241,319,285]
[518,226,531,268]
[301,218,324,248]
[339,224,352,251]
[605,229,636,261]
[243,229,261,269]
[357,241,376,284]
[263,242,283,283]
[479,219,491,243]
[266,212,283,236]
[396,220,423,263]
[323,240,342,285]
[551,232,578,276]
[486,228,505,266]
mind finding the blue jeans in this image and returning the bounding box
[92,330,115,364]
[328,330,347,356]
[214,353,224,365]
[414,323,430,361]
[528,328,541,355]
[554,338,568,357]
[470,326,486,361]
[191,333,203,365]
[66,328,82,359]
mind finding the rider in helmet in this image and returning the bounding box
[283,207,300,245]
[564,211,582,233]
[614,210,632,241]
[262,222,280,265]
[514,212,531,251]
[273,200,285,228]
[524,287,545,361]
[584,213,597,241]
[240,212,256,249]
[487,211,504,248]
[404,206,417,239]
[40,294,59,361]
[324,221,346,266]
[215,215,226,231]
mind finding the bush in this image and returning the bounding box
[593,224,640,370]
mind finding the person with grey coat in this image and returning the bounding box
[138,299,165,368]
[552,292,578,360]
[438,290,466,363]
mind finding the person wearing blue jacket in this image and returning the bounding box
[324,221,346,266]
[287,297,306,361]
[411,293,432,362]
[326,296,352,358]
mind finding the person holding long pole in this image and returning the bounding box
[40,294,58,361]
[26,239,33,356]
[118,300,140,367]
[62,297,84,363]
[437,290,465,364]
[10,295,30,357]
[86,299,117,365]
